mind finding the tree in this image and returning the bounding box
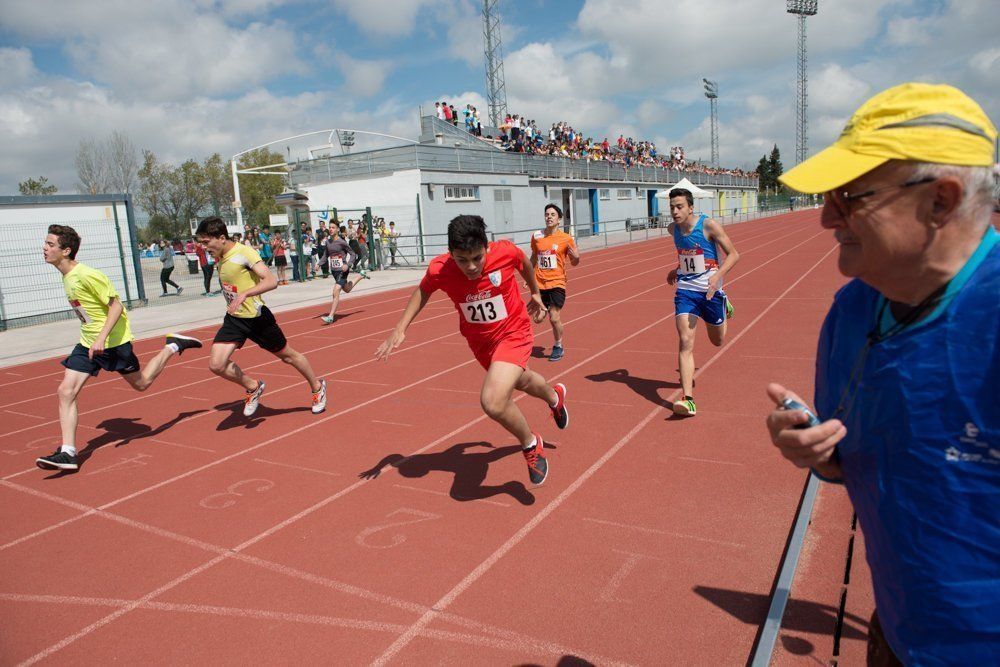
[203,153,234,217]
[756,156,770,191]
[18,176,57,195]
[75,138,112,195]
[237,148,285,228]
[107,130,139,194]
[137,150,171,219]
[767,144,783,185]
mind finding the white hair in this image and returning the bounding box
[908,161,996,225]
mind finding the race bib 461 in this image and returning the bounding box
[538,253,558,270]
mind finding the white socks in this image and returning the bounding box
[522,435,537,451]
[165,342,180,354]
[61,444,77,456]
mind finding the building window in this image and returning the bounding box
[493,188,512,202]
[445,186,480,201]
[616,189,632,200]
[599,189,610,200]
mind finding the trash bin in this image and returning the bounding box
[186,253,199,275]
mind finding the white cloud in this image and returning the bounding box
[1,1,303,102]
[334,54,393,98]
[331,0,440,37]
[0,47,37,88]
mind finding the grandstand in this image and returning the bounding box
[285,113,759,259]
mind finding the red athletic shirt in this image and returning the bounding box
[419,240,532,349]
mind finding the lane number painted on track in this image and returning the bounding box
[199,478,275,509]
[355,508,441,549]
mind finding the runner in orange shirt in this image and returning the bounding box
[530,204,580,361]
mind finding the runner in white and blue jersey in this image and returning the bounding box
[666,188,739,416]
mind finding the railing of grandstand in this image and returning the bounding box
[375,201,789,270]
[290,144,758,189]
[419,116,497,151]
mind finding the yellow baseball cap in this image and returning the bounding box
[780,83,997,194]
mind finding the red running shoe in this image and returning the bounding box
[522,433,549,486]
[549,383,569,429]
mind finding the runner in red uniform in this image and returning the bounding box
[376,215,568,485]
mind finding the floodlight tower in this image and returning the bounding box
[787,0,818,165]
[483,0,508,128]
[703,79,719,167]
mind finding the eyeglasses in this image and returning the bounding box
[826,176,937,217]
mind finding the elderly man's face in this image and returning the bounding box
[821,161,935,286]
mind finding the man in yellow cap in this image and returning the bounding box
[764,83,998,665]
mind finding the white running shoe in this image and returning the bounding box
[243,380,265,417]
[311,379,327,414]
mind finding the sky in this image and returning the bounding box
[1,0,997,194]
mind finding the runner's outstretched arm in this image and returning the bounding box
[375,287,430,361]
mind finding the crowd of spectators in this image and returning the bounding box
[494,114,755,177]
[435,104,756,178]
[436,101,483,137]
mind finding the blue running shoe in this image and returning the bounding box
[549,344,564,362]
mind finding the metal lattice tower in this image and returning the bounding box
[703,79,719,167]
[787,1,818,165]
[483,0,508,128]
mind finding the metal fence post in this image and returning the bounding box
[123,194,146,302]
[111,200,134,306]
[293,209,306,282]
[415,193,425,263]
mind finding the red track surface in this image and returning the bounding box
[1,211,859,665]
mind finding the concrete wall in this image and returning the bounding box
[301,169,422,236]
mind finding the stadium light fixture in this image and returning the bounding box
[787,0,819,164]
[703,79,720,167]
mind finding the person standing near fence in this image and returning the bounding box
[35,225,203,472]
[531,204,580,362]
[159,239,183,296]
[195,217,327,417]
[195,241,216,296]
[355,223,370,273]
[272,233,288,284]
[764,83,998,666]
[387,221,400,266]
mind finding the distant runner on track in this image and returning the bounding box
[665,188,739,417]
[320,226,367,324]
[195,217,327,418]
[530,204,580,361]
[375,215,569,486]
[36,225,203,472]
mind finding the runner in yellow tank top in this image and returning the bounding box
[35,225,203,472]
[530,204,580,361]
[195,217,327,418]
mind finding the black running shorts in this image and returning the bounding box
[213,306,287,353]
[540,288,566,309]
[62,342,141,377]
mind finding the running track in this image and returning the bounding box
[0,211,861,664]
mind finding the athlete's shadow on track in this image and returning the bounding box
[358,441,540,506]
[584,368,680,409]
[213,400,312,431]
[42,410,207,476]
